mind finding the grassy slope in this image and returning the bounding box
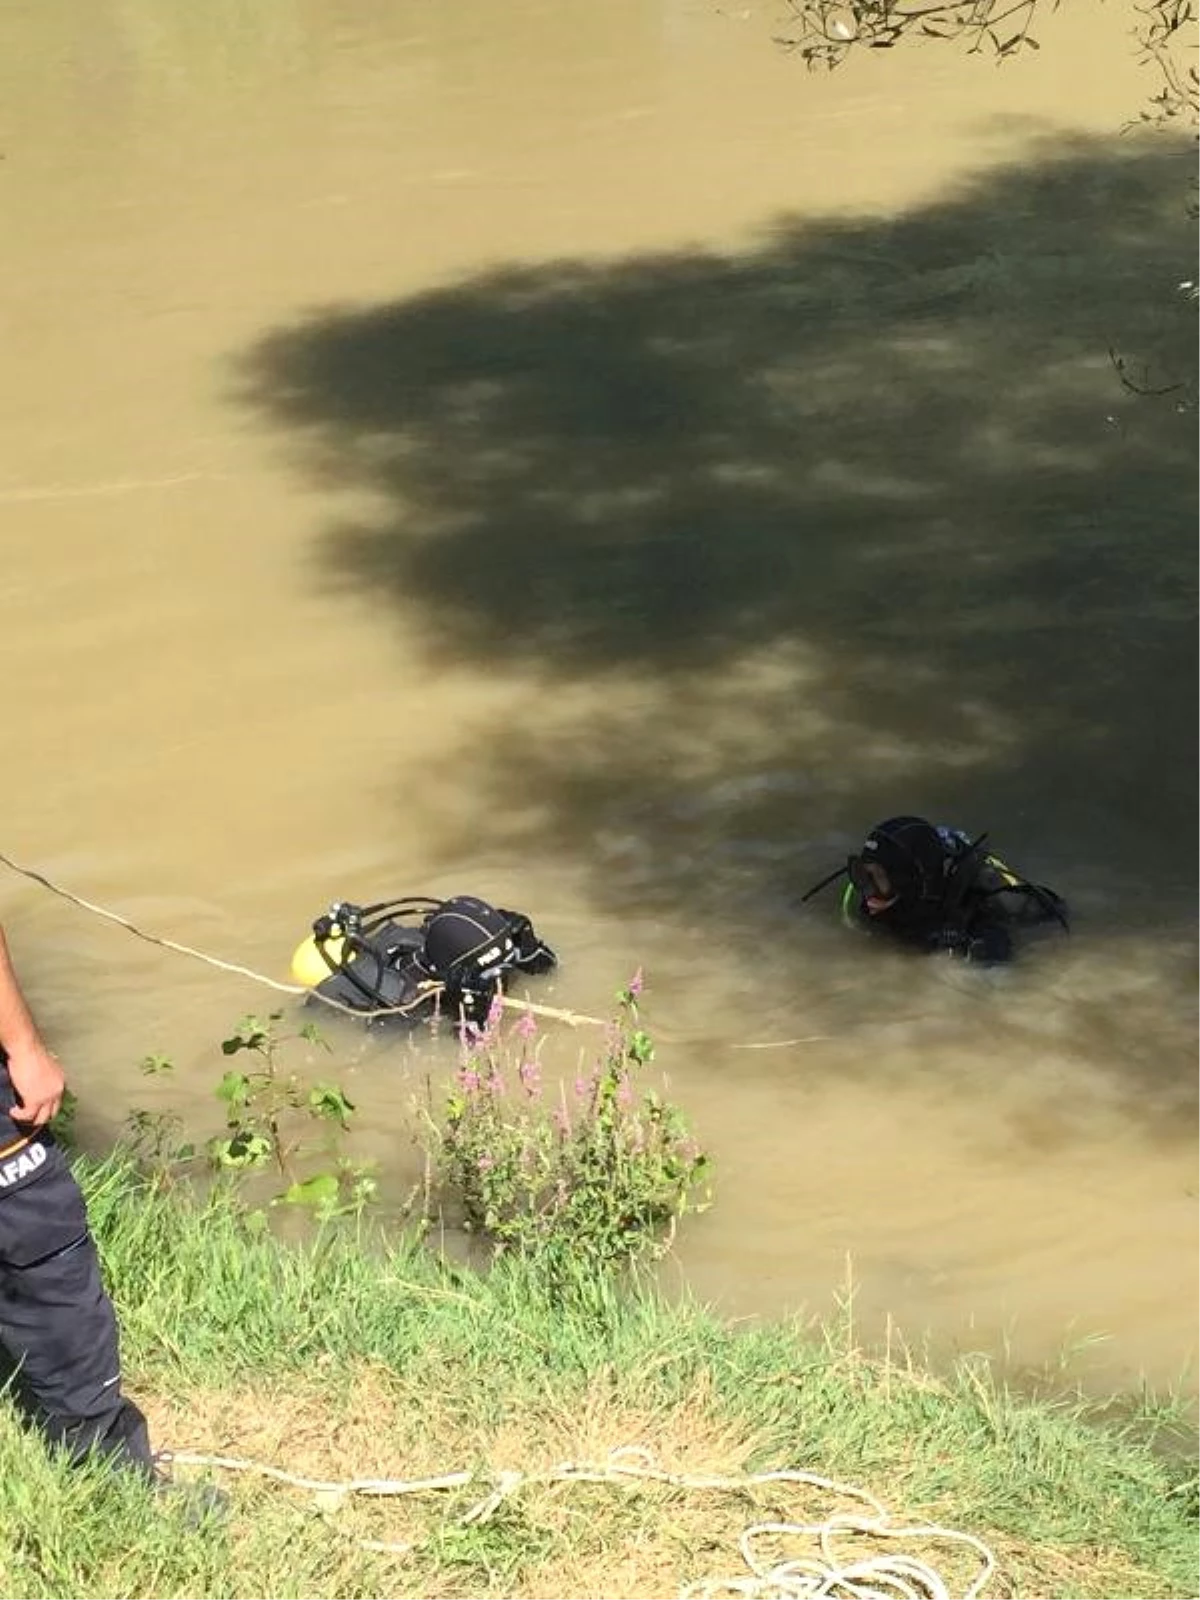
[0,1154,1194,1600]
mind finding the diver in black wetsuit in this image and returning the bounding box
[291,894,557,1024]
[803,815,1068,964]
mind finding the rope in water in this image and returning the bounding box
[160,1443,996,1599]
[0,849,605,1027]
[0,848,837,1045]
[0,850,848,1047]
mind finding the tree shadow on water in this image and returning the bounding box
[238,133,1197,1013]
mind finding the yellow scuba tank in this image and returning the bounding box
[290,933,347,988]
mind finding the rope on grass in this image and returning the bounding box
[160,1444,996,1599]
[159,1449,471,1496]
[0,849,604,1028]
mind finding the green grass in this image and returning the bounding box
[0,1151,1194,1599]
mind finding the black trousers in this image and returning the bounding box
[0,1135,154,1478]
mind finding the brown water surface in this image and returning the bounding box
[1,0,1195,1396]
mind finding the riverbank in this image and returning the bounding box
[0,1152,1194,1600]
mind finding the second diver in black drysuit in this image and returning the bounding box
[290,893,557,1025]
[802,815,1069,964]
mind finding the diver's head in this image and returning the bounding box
[421,896,515,988]
[851,816,946,916]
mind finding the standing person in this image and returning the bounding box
[0,921,155,1479]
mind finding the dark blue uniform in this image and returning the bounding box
[0,1050,154,1477]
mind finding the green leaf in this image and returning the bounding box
[140,1052,174,1076]
[629,1030,655,1065]
[211,1130,271,1168]
[221,1033,259,1056]
[281,1172,340,1208]
[222,1015,270,1054]
[308,1083,355,1127]
[215,1070,252,1106]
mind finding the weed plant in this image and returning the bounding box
[426,979,711,1286]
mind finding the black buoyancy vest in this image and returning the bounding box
[309,895,556,1023]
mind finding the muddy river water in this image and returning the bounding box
[1,0,1195,1398]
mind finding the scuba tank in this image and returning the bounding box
[290,894,557,1023]
[290,896,441,1018]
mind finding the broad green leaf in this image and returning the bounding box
[281,1172,340,1207]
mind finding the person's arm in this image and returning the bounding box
[0,923,65,1127]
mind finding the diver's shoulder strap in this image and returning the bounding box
[938,831,989,925]
[976,874,1070,931]
[951,843,1069,934]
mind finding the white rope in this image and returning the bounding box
[161,1443,996,1599]
[0,847,895,1046]
[160,1450,470,1496]
[687,1513,996,1600]
[0,850,306,994]
[730,1035,831,1050]
[0,849,604,1027]
[0,470,223,503]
